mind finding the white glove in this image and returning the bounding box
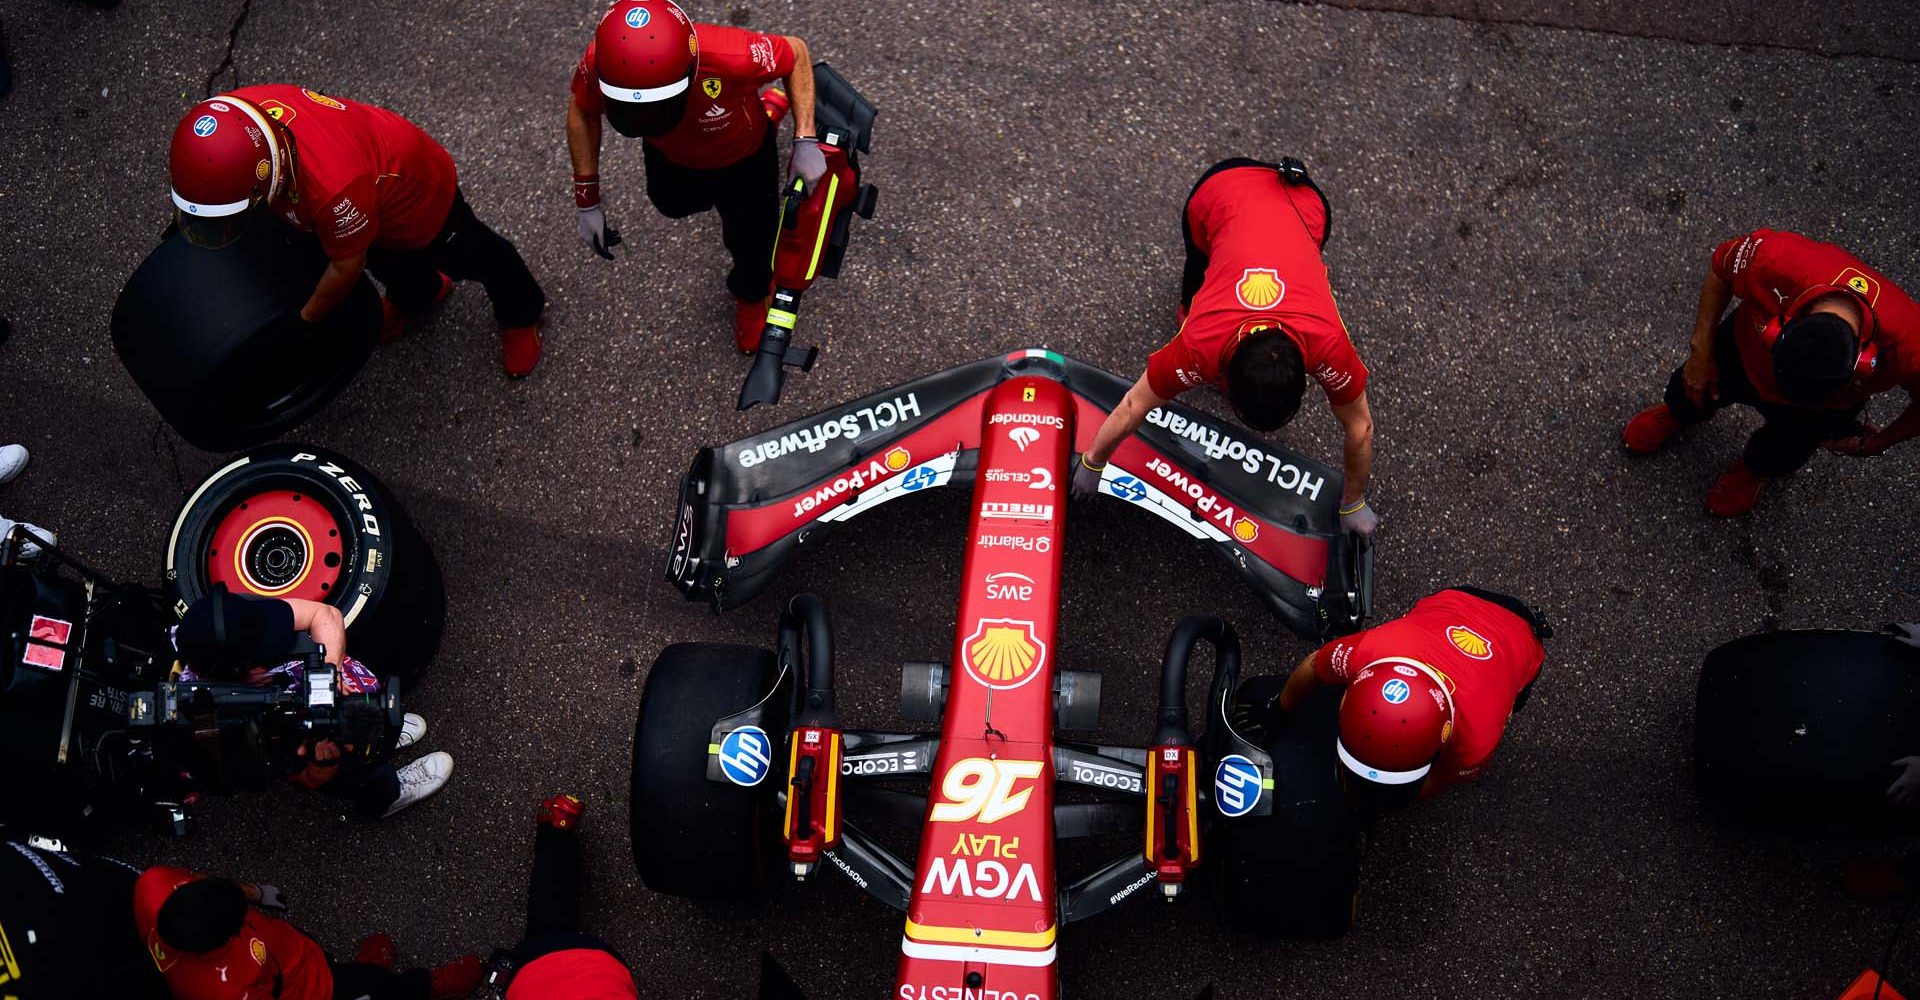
[577,205,621,260]
[1070,455,1104,500]
[789,137,828,193]
[1891,757,1920,806]
[1339,497,1379,537]
[251,883,288,912]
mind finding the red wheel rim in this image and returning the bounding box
[205,489,346,602]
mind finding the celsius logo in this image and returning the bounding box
[717,726,772,786]
[625,6,650,27]
[193,115,219,137]
[1215,754,1262,817]
[1381,679,1411,704]
[1008,427,1040,451]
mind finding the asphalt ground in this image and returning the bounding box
[3,1,1919,997]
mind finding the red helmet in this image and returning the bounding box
[1335,658,1454,788]
[168,96,286,248]
[594,0,698,138]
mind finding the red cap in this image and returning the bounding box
[594,0,698,103]
[1335,658,1454,786]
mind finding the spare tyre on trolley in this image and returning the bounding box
[164,445,444,686]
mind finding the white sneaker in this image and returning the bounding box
[0,518,55,559]
[381,751,453,818]
[0,446,27,484]
[394,713,427,750]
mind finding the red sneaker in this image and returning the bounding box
[761,87,790,126]
[1705,461,1770,517]
[537,793,585,832]
[1621,403,1681,455]
[501,323,542,378]
[353,932,395,969]
[735,297,770,354]
[429,954,484,999]
[379,273,454,343]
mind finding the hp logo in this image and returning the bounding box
[717,726,773,786]
[1214,754,1262,818]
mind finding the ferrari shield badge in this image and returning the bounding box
[961,618,1046,691]
[702,77,723,99]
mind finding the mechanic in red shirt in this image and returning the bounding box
[1273,587,1548,808]
[1072,158,1379,535]
[168,85,548,378]
[566,0,824,351]
[133,867,482,1000]
[1623,229,1920,515]
[480,794,637,999]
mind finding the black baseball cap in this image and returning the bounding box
[1772,311,1860,406]
[175,589,296,675]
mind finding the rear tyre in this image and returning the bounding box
[631,642,784,899]
[165,445,444,686]
[1695,629,1920,829]
[1211,682,1360,939]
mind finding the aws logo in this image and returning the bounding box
[1446,625,1493,660]
[1235,268,1285,309]
[961,618,1046,690]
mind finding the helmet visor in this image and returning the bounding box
[175,205,259,249]
[604,89,689,139]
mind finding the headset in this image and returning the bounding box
[1759,285,1881,383]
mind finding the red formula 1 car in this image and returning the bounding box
[634,350,1373,999]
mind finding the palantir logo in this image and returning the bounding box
[1215,754,1262,818]
[717,726,773,786]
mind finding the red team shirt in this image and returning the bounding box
[132,867,332,1000]
[570,24,796,170]
[1711,228,1920,408]
[1146,166,1369,405]
[228,84,458,261]
[1312,590,1544,788]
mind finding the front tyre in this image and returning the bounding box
[631,642,785,899]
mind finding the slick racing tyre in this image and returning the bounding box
[1211,681,1361,939]
[165,446,445,686]
[632,643,785,899]
[111,222,379,452]
[1695,629,1920,829]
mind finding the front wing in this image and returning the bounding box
[666,350,1370,638]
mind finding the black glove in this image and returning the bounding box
[1886,623,1920,650]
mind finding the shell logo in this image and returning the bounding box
[884,446,912,472]
[961,618,1047,690]
[301,89,346,110]
[1231,518,1259,543]
[1235,268,1286,309]
[255,159,272,181]
[1446,625,1493,660]
[249,937,268,965]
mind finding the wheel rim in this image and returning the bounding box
[205,489,345,601]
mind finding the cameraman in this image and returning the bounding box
[483,794,638,999]
[172,589,452,819]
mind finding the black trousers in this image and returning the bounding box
[643,128,780,303]
[330,961,430,1000]
[1662,317,1866,478]
[506,826,630,981]
[1179,156,1332,312]
[311,757,401,819]
[367,188,546,328]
